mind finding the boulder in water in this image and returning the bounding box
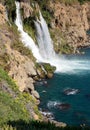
[85,94,90,99]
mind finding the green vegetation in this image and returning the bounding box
[42,63,56,74]
[50,29,74,54]
[0,67,41,126]
[23,17,36,42]
[31,0,53,25]
[35,63,56,79]
[0,67,29,125]
[5,0,16,22]
[1,120,90,130]
[11,39,35,61]
[0,67,18,91]
[0,49,10,71]
[0,92,29,125]
[59,43,74,54]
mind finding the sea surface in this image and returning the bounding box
[35,47,90,126]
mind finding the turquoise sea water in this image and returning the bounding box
[35,47,90,126]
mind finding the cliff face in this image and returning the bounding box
[0,3,7,24]
[0,3,41,122]
[48,1,90,53]
[0,24,37,94]
[0,3,56,123]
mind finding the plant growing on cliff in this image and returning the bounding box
[1,120,90,130]
[23,17,36,42]
[5,0,16,22]
[0,67,41,126]
[8,24,35,61]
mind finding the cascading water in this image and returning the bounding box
[15,1,90,74]
[15,1,43,62]
[35,11,90,74]
[34,11,55,59]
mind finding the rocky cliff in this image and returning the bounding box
[0,1,56,124]
[0,2,41,123]
[48,1,90,53]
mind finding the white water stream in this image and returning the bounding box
[15,1,90,74]
[15,1,43,61]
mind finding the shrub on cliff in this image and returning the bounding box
[5,0,16,22]
[0,67,41,126]
[1,120,90,130]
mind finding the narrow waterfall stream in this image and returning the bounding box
[15,1,43,62]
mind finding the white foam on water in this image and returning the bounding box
[47,101,62,108]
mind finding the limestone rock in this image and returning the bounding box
[48,1,90,53]
[0,4,7,25]
[20,1,33,18]
[0,25,36,93]
[31,90,40,99]
[50,120,67,127]
[47,72,53,78]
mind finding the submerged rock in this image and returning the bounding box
[85,94,90,99]
[47,101,70,110]
[56,103,71,110]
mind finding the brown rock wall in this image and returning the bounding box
[49,1,90,52]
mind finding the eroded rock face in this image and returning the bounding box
[0,4,7,24]
[20,1,33,19]
[31,90,40,99]
[48,1,90,52]
[7,49,36,92]
[0,24,37,96]
[87,2,90,29]
[0,22,41,120]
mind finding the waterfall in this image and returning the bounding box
[15,1,43,62]
[15,1,90,74]
[34,11,55,59]
[35,11,90,74]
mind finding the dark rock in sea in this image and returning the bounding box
[85,94,90,98]
[63,88,79,95]
[56,103,71,110]
[34,80,48,87]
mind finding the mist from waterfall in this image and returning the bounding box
[15,1,43,62]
